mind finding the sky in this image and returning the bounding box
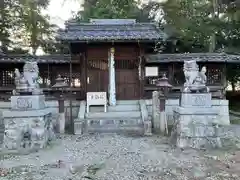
[46,0,81,28]
[46,0,153,27]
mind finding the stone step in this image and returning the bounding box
[85,117,144,134]
[88,104,140,112]
[0,124,4,144]
[86,118,142,127]
[86,111,141,119]
[86,125,144,135]
[116,100,139,105]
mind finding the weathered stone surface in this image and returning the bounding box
[152,91,160,130]
[11,95,45,110]
[180,93,212,108]
[144,119,152,136]
[171,93,222,149]
[2,112,54,151]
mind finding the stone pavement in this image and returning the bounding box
[0,134,239,180]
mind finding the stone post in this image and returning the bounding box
[52,75,68,134]
[159,92,167,134]
[58,95,65,134]
[152,91,160,131]
[155,74,172,135]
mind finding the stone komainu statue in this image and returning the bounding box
[183,60,209,93]
[13,61,42,95]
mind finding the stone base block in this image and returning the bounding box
[74,119,84,135]
[178,125,215,137]
[2,108,55,151]
[176,136,222,149]
[58,113,65,134]
[144,120,152,136]
[11,95,45,110]
[171,104,221,149]
[180,93,212,108]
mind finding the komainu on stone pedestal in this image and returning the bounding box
[183,60,209,93]
[170,60,222,149]
[2,61,55,152]
[13,61,43,95]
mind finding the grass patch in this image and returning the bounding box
[231,119,240,124]
[229,102,240,112]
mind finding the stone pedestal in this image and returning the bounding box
[171,93,221,149]
[11,95,45,110]
[2,94,55,151]
[2,108,55,150]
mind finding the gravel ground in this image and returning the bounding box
[0,134,240,180]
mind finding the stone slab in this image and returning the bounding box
[11,95,45,110]
[3,108,52,118]
[3,112,55,150]
[178,125,216,137]
[174,106,218,115]
[176,136,222,149]
[180,93,212,108]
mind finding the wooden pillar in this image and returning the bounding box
[222,63,227,99]
[139,55,144,99]
[168,63,173,85]
[138,43,145,99]
[80,52,87,99]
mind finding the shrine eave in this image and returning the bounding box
[57,22,167,42]
[0,54,76,63]
[145,53,240,63]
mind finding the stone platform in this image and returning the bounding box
[2,94,55,151]
[2,108,54,150]
[171,93,222,149]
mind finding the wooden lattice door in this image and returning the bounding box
[115,59,140,100]
[87,59,109,93]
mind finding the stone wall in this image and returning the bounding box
[0,100,80,126]
[145,98,229,126]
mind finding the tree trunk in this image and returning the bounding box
[231,81,236,92]
[32,48,37,55]
[209,0,218,52]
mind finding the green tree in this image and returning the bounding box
[74,0,153,22]
[0,0,55,54]
[16,0,55,55]
[0,0,18,52]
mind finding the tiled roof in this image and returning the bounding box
[145,53,240,63]
[57,19,166,42]
[0,54,74,63]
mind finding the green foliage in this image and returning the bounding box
[159,0,240,53]
[75,0,153,22]
[0,0,54,55]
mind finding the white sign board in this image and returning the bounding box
[87,92,107,113]
[145,67,158,77]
